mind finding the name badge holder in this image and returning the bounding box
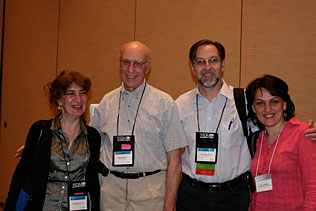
[195,132,218,164]
[195,95,227,165]
[254,122,286,193]
[254,174,273,192]
[112,135,135,166]
[59,137,88,210]
[68,181,88,211]
[113,83,146,167]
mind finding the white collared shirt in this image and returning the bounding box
[92,80,188,172]
[176,80,252,183]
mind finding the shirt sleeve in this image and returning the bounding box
[162,100,188,152]
[299,135,316,209]
[91,100,107,148]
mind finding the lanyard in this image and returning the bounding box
[255,122,286,176]
[116,82,147,136]
[196,94,227,133]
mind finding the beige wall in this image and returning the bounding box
[0,0,59,202]
[241,1,316,122]
[0,0,315,202]
[136,0,242,98]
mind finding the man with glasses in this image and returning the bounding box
[92,41,188,211]
[175,39,316,211]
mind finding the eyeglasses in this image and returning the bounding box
[194,57,220,68]
[120,59,147,70]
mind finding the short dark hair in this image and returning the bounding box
[46,70,91,110]
[245,74,295,129]
[189,39,226,63]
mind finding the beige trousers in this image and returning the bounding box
[99,171,166,211]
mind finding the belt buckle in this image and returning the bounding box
[209,184,221,192]
[119,172,125,178]
[135,173,142,178]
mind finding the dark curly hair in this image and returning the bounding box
[245,74,295,129]
[46,70,91,113]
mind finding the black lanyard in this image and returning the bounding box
[196,94,227,133]
[116,82,147,136]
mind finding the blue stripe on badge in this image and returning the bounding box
[114,151,131,154]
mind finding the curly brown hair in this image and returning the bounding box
[45,70,91,113]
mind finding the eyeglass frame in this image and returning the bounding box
[193,56,221,68]
[120,59,148,70]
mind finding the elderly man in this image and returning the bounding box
[175,39,316,211]
[92,41,188,211]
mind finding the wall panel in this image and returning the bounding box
[1,0,316,204]
[0,0,59,202]
[136,0,243,99]
[57,0,135,107]
[241,0,316,122]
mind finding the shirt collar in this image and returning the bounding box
[287,117,300,126]
[51,114,88,136]
[121,79,147,97]
[193,79,234,102]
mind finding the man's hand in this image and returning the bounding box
[305,119,316,141]
[15,145,25,160]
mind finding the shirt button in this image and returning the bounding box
[128,105,130,107]
[67,162,70,165]
[65,176,68,179]
[62,186,65,189]
[127,120,130,123]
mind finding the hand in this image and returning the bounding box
[15,145,25,160]
[305,119,316,141]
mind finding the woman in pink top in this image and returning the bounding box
[245,75,316,210]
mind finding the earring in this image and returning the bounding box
[283,112,287,119]
[253,117,258,124]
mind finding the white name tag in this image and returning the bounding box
[255,173,273,192]
[69,195,87,210]
[114,151,133,165]
[196,148,216,162]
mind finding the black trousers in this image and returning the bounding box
[176,175,251,211]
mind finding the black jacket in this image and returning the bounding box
[5,119,101,210]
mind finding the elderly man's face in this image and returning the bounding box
[120,43,149,92]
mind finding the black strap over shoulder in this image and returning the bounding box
[233,88,257,158]
[233,88,248,137]
[24,120,51,193]
[233,88,258,192]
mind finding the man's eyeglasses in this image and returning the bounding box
[193,57,220,68]
[120,59,147,70]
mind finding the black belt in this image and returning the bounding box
[183,171,252,192]
[110,170,161,179]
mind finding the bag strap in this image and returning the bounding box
[233,88,248,137]
[36,121,44,146]
[233,88,256,158]
[24,120,50,193]
[250,130,260,159]
[34,120,48,150]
